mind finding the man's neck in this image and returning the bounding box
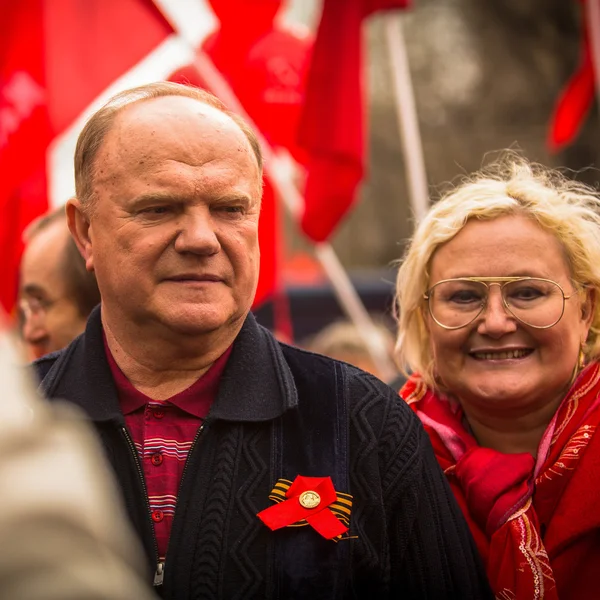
[101,313,238,401]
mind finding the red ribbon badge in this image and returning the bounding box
[257,475,349,540]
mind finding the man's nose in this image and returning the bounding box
[173,209,221,255]
[22,312,48,345]
[476,287,518,337]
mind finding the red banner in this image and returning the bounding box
[298,0,410,243]
[548,2,595,151]
[0,0,173,314]
[1,0,50,312]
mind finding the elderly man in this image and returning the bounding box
[19,208,100,359]
[35,82,491,599]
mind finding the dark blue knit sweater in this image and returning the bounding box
[35,307,492,599]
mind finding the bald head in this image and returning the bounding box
[73,82,263,215]
[94,95,262,204]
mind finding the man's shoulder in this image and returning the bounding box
[279,340,373,380]
[278,341,408,417]
[32,348,66,383]
[278,342,428,491]
[32,331,87,393]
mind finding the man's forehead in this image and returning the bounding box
[92,95,259,194]
[25,219,68,256]
[112,95,240,139]
[21,222,68,287]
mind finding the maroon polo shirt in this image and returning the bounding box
[104,340,231,561]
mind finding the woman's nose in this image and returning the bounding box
[476,287,518,337]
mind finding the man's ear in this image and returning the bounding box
[66,198,94,272]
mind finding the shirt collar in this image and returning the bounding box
[103,333,232,418]
[39,306,298,424]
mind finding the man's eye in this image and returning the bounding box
[139,206,171,217]
[220,206,244,214]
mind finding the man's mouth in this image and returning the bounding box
[167,274,222,282]
[470,348,533,361]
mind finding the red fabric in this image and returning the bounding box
[105,339,231,561]
[548,29,594,151]
[44,0,172,134]
[257,475,348,539]
[0,0,51,313]
[0,0,173,314]
[298,0,410,242]
[400,363,600,600]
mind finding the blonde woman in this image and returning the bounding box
[396,156,600,600]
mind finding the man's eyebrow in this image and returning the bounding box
[214,193,253,203]
[21,284,47,297]
[129,193,176,205]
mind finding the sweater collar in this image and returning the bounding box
[39,305,298,424]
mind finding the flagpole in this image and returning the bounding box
[383,15,429,223]
[586,0,600,103]
[190,50,398,382]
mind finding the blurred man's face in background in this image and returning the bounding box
[19,219,88,359]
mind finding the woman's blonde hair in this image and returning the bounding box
[394,154,600,387]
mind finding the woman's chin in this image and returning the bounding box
[456,375,537,409]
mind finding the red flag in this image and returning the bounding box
[0,0,51,313]
[0,0,173,314]
[548,31,594,151]
[298,0,410,243]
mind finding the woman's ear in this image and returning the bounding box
[66,198,94,272]
[580,287,596,339]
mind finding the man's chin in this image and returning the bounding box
[157,306,242,337]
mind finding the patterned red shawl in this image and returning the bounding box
[400,362,600,600]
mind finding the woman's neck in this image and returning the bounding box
[462,394,564,457]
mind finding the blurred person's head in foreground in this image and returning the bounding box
[0,310,155,600]
[395,153,600,599]
[19,208,100,359]
[305,319,395,382]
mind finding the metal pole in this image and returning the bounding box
[586,0,600,103]
[384,16,429,223]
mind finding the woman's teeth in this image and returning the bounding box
[472,349,531,360]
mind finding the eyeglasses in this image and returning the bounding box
[423,277,576,330]
[18,296,57,321]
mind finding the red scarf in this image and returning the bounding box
[401,362,600,600]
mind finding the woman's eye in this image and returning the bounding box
[511,287,544,300]
[448,291,481,304]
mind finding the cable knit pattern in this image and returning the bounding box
[36,308,492,599]
[191,426,241,600]
[348,374,387,575]
[229,427,269,600]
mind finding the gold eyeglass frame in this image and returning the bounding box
[423,276,575,330]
